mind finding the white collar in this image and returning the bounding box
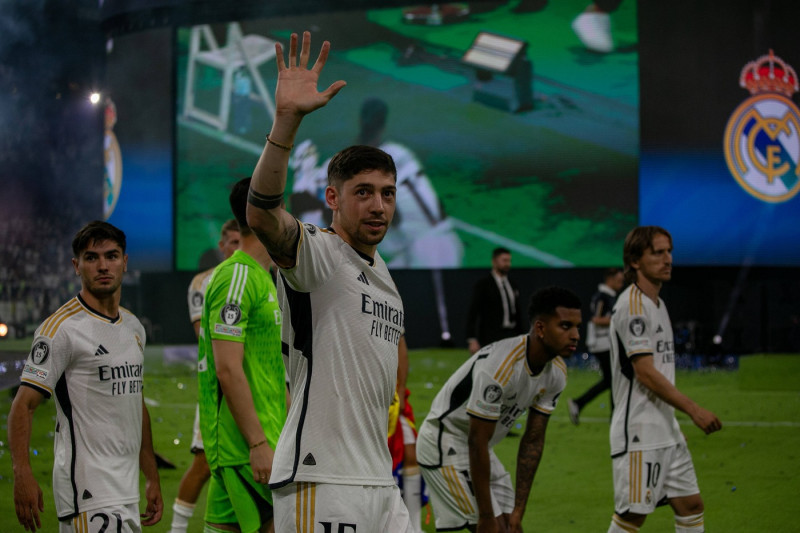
[598,283,616,296]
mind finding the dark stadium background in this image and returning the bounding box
[1,0,799,354]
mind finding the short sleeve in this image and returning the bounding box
[617,305,654,359]
[20,329,70,399]
[187,272,209,323]
[280,223,342,293]
[465,369,505,421]
[207,264,253,343]
[530,359,568,416]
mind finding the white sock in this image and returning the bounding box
[403,466,422,533]
[608,514,640,533]
[169,499,195,533]
[675,512,704,532]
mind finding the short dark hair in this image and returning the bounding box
[72,221,126,257]
[528,286,582,321]
[603,267,623,280]
[221,218,240,238]
[623,226,672,284]
[492,247,511,258]
[327,145,396,187]
[230,178,252,236]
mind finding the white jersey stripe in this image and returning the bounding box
[226,263,240,304]
[233,263,249,305]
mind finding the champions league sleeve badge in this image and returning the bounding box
[724,50,800,203]
[31,340,50,365]
[220,303,242,325]
[483,384,502,403]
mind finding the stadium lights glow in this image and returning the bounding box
[0,323,8,337]
[713,335,722,345]
[90,92,101,105]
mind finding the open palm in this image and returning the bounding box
[274,31,346,117]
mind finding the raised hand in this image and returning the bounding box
[274,31,346,119]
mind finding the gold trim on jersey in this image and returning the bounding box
[465,407,499,421]
[629,451,643,504]
[442,465,475,514]
[551,356,567,377]
[612,514,640,533]
[493,338,526,385]
[40,298,81,338]
[530,404,553,416]
[20,378,53,397]
[629,285,645,316]
[71,511,89,532]
[295,482,316,533]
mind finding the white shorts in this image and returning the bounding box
[59,503,140,533]
[272,482,414,532]
[191,403,204,452]
[420,451,513,530]
[612,442,700,515]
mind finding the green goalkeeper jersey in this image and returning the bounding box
[198,250,286,468]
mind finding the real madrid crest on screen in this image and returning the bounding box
[104,98,123,219]
[723,50,800,203]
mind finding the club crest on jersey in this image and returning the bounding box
[30,340,50,365]
[483,384,502,403]
[304,223,317,236]
[629,317,646,337]
[191,292,203,308]
[221,303,242,325]
[723,50,800,203]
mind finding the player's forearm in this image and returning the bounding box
[218,367,269,447]
[635,363,699,417]
[592,316,611,326]
[513,423,546,514]
[468,437,495,519]
[248,134,301,267]
[139,405,160,484]
[8,398,35,476]
[396,336,409,395]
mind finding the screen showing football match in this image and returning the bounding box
[174,1,639,270]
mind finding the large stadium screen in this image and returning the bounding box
[175,1,639,270]
[638,3,800,266]
[105,28,174,271]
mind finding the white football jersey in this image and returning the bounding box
[20,295,146,519]
[417,335,567,467]
[270,222,404,487]
[187,267,214,323]
[609,284,682,456]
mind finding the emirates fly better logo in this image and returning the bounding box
[723,50,800,203]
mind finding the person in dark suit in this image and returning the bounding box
[466,247,523,354]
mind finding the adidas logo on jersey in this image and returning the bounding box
[357,272,369,285]
[95,345,109,356]
[448,447,457,456]
[302,453,317,466]
[82,489,93,500]
[656,325,664,333]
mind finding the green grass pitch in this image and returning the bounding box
[1,347,798,531]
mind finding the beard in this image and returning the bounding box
[356,225,388,246]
